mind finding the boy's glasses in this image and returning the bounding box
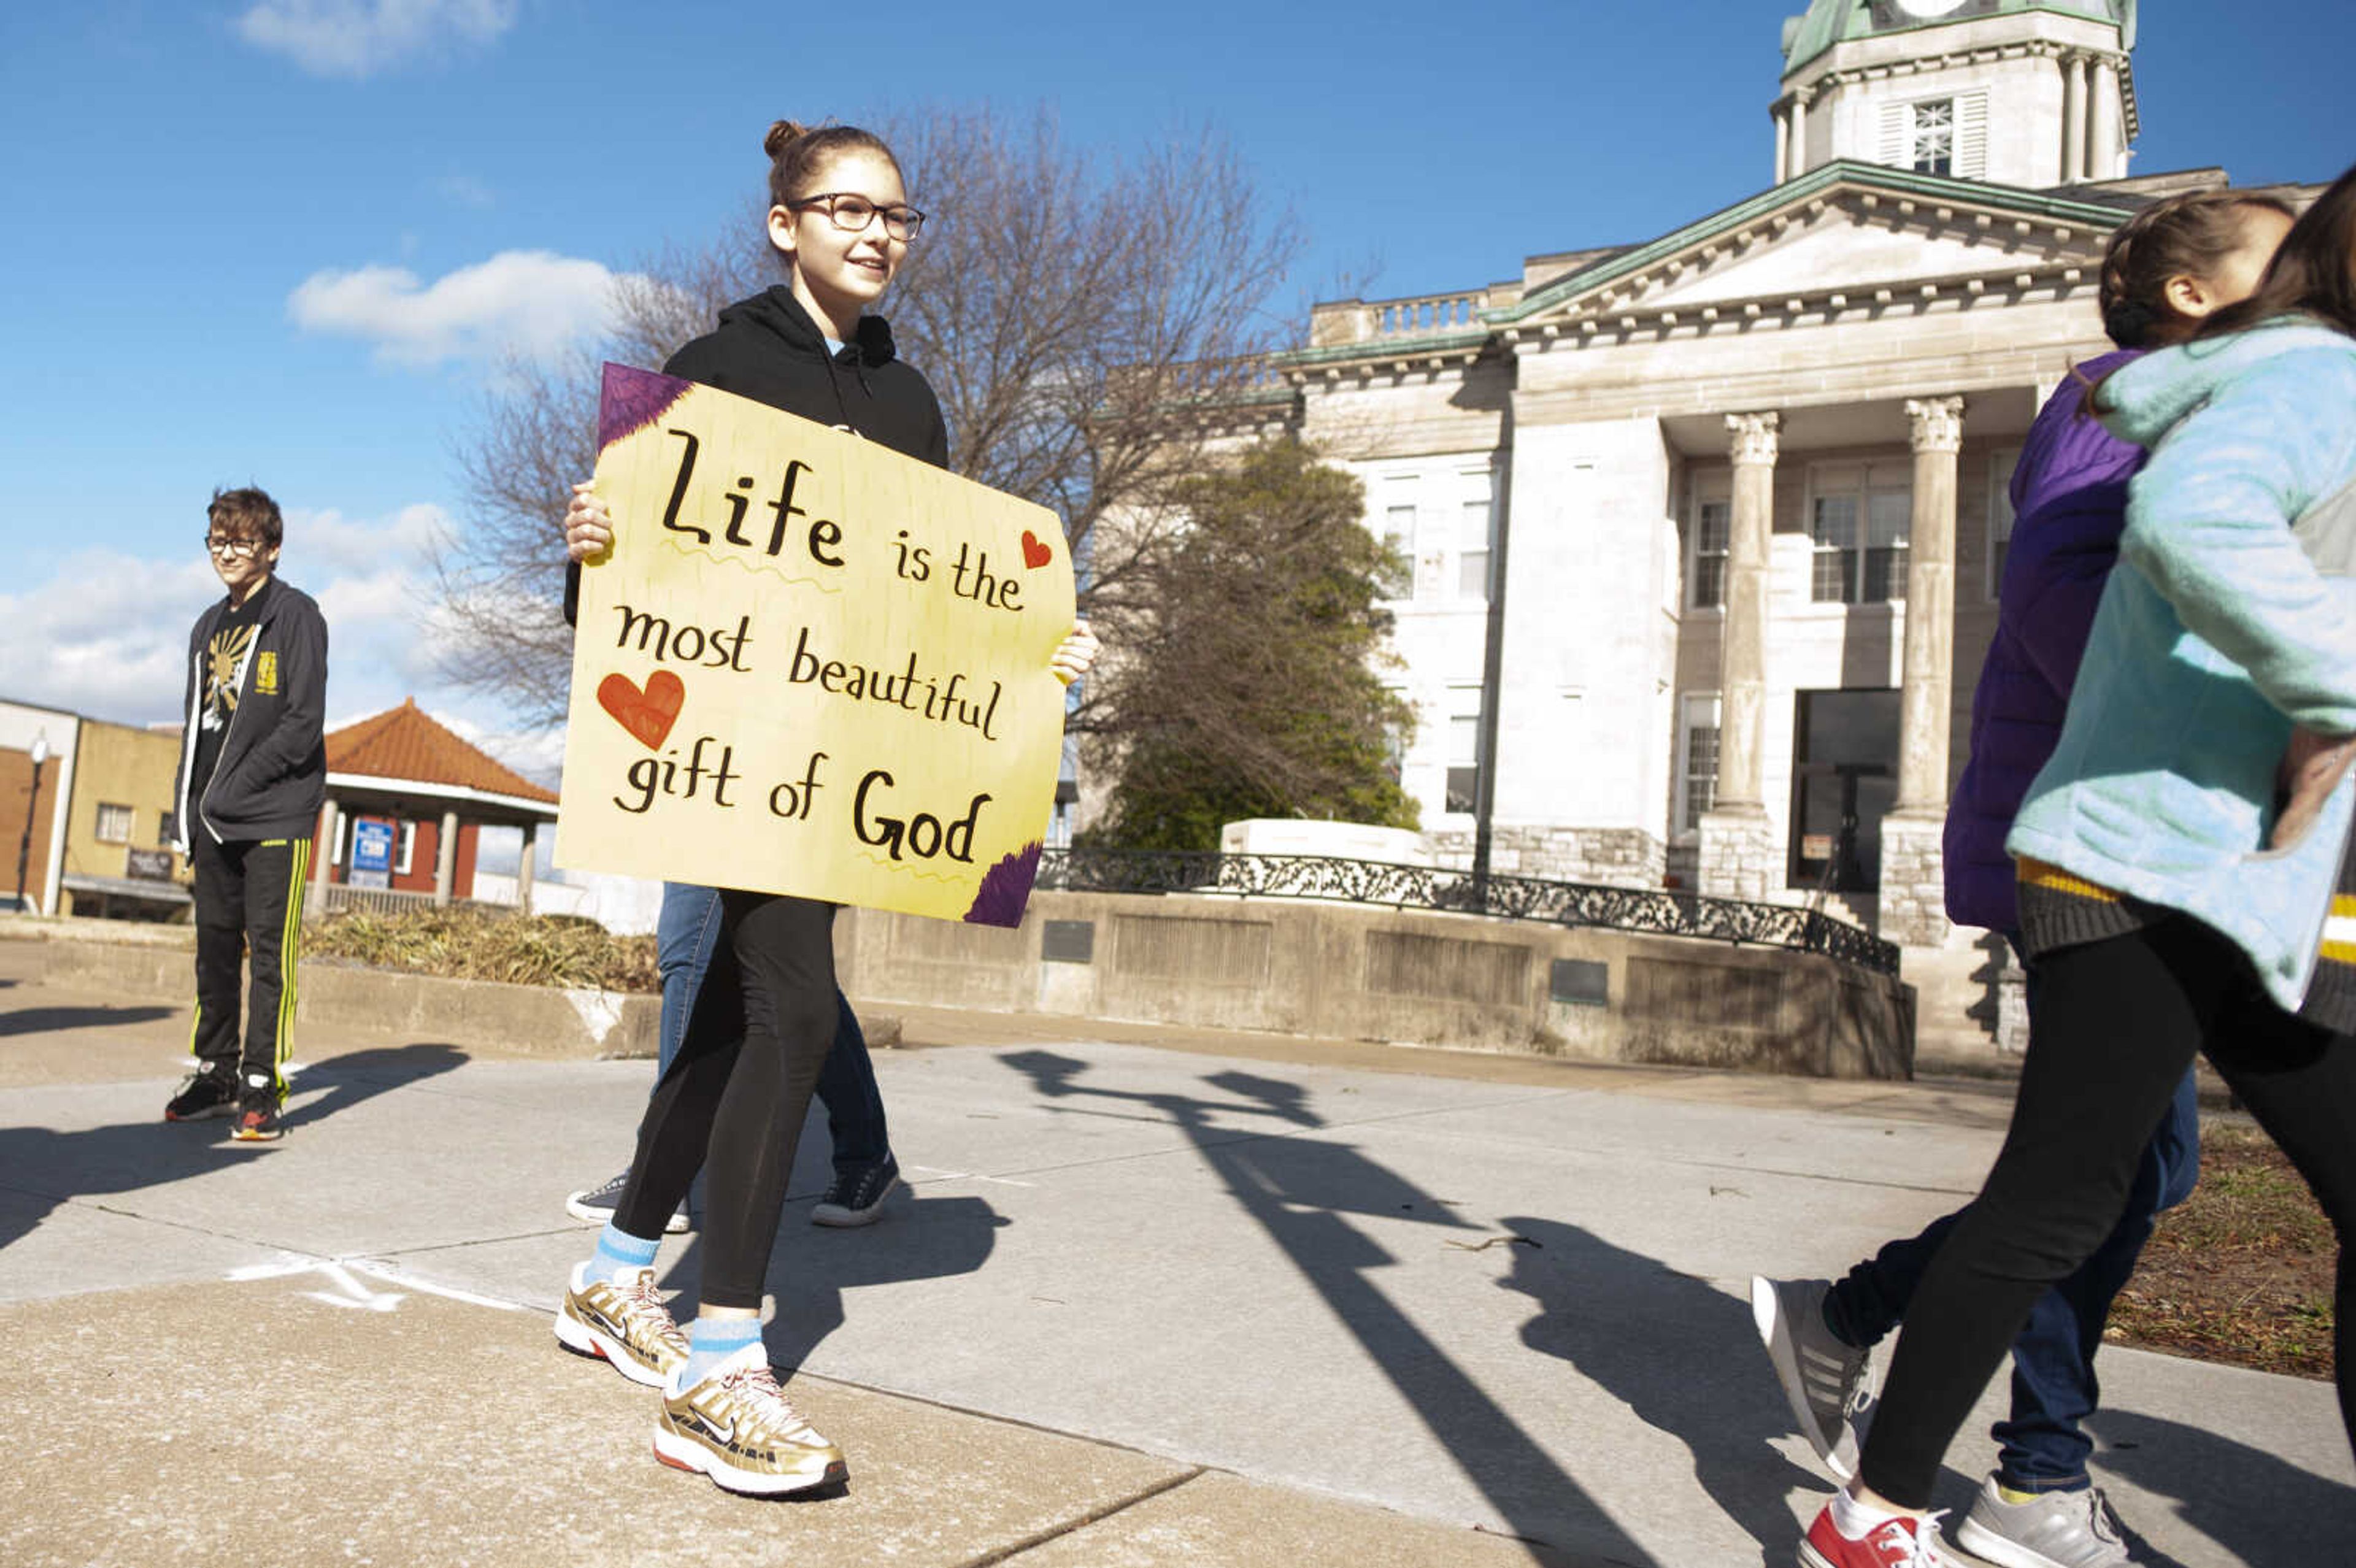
[204,536,265,558]
[788,193,926,240]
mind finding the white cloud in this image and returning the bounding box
[0,505,454,729]
[431,173,497,210]
[288,250,628,367]
[236,0,518,79]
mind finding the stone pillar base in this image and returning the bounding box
[1698,804,1778,903]
[1876,810,1951,947]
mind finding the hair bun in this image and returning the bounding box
[764,119,809,159]
[2103,299,2157,348]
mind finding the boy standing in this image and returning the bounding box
[165,487,329,1142]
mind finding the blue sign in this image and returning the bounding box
[350,819,396,889]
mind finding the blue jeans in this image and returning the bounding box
[656,882,891,1176]
[1826,952,2201,1490]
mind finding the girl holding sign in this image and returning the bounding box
[556,117,1098,1496]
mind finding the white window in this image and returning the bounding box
[1673,693,1722,841]
[1688,476,1731,609]
[95,802,134,844]
[1810,463,1913,604]
[1458,485,1496,601]
[396,821,418,876]
[1446,684,1485,814]
[1380,480,1421,601]
[1878,91,1988,180]
[1987,446,2022,599]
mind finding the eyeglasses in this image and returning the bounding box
[204,535,266,558]
[788,192,926,241]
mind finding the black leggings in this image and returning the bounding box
[612,891,837,1310]
[1860,915,2356,1507]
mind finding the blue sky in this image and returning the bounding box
[1,0,2347,777]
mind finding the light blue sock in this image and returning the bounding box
[680,1316,763,1387]
[587,1222,660,1283]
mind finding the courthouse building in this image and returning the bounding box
[1250,0,2316,1039]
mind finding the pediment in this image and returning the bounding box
[1504,163,2129,328]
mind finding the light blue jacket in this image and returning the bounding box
[2007,320,2356,1010]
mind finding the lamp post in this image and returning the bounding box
[13,732,49,914]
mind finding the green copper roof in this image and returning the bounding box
[1782,1,2133,78]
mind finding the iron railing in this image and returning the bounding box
[1033,848,1901,977]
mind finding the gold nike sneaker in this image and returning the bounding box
[554,1262,688,1388]
[654,1344,847,1496]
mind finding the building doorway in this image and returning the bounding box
[1788,688,1898,893]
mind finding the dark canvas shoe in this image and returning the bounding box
[164,1068,239,1122]
[812,1158,899,1228]
[230,1085,284,1142]
[566,1170,690,1234]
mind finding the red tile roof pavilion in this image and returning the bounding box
[325,698,558,808]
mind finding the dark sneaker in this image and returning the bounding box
[230,1086,283,1142]
[812,1158,899,1228]
[1953,1477,2134,1568]
[1752,1275,1873,1480]
[164,1068,239,1123]
[566,1170,690,1234]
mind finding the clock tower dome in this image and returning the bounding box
[1773,1,2136,189]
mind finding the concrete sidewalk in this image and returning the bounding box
[0,940,2346,1566]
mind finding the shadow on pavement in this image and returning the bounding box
[0,1003,175,1036]
[635,1108,1009,1375]
[2088,1405,2353,1567]
[996,1048,1646,1567]
[0,1042,468,1255]
[1497,1214,1841,1566]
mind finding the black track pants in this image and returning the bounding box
[1860,915,2356,1506]
[612,891,837,1310]
[189,834,310,1093]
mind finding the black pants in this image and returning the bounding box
[612,891,837,1310]
[190,834,310,1094]
[1861,915,2356,1507]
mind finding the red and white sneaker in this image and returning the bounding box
[1800,1499,1955,1567]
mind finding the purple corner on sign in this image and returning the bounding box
[962,840,1044,927]
[599,363,694,453]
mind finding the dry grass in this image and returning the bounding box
[2108,1122,2336,1379]
[305,906,658,993]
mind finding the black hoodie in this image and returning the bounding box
[566,288,949,623]
[171,575,329,848]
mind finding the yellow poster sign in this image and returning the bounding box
[554,363,1072,925]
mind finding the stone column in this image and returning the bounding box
[307,796,339,918]
[2060,55,2087,184]
[434,808,460,907]
[1787,91,1809,182]
[517,821,539,917]
[1698,412,1782,902]
[1881,396,1966,947]
[1775,105,1790,188]
[2088,56,2122,181]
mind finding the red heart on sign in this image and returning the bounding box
[1022,529,1052,570]
[598,669,684,750]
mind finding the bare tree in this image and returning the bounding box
[430,106,1304,734]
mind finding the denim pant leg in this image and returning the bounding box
[654,882,726,1080]
[1991,1066,2201,1489]
[815,991,892,1174]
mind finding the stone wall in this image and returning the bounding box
[1423,823,1666,888]
[837,889,1914,1080]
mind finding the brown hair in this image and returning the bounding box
[207,486,283,550]
[2098,188,2296,348]
[2191,161,2356,343]
[764,118,901,210]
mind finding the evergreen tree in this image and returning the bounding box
[1087,439,1419,851]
